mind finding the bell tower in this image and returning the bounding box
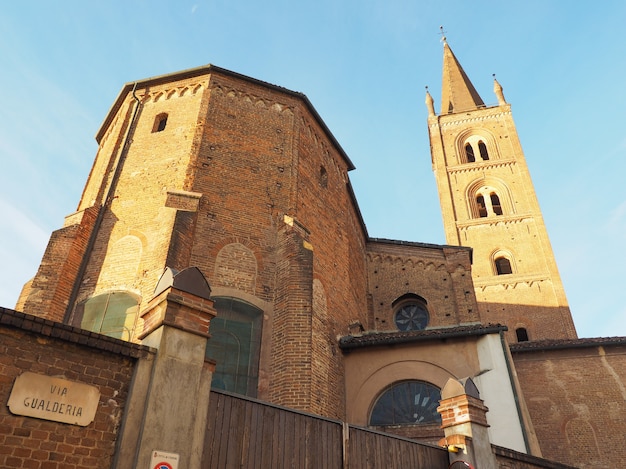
[426,40,577,341]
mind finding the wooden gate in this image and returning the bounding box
[204,390,448,468]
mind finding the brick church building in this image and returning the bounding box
[3,40,625,468]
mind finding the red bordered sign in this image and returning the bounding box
[153,463,173,469]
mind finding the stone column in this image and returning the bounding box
[115,267,216,469]
[437,377,498,469]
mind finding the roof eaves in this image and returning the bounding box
[95,64,355,171]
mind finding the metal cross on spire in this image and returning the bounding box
[439,25,447,44]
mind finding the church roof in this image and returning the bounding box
[338,323,506,351]
[440,41,485,114]
[510,336,626,352]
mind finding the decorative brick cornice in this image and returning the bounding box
[447,159,516,174]
[473,274,550,291]
[457,213,534,230]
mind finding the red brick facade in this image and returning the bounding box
[0,307,151,468]
[14,64,626,469]
[512,339,626,468]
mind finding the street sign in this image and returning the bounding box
[150,450,179,469]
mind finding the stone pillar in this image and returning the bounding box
[115,267,216,469]
[437,377,498,469]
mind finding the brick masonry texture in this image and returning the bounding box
[0,308,150,469]
[512,343,626,468]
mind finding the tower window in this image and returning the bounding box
[516,327,529,342]
[465,143,475,163]
[152,113,168,132]
[476,195,488,217]
[478,141,489,160]
[495,257,513,275]
[490,193,503,215]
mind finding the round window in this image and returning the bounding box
[394,303,429,331]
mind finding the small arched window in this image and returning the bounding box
[478,141,489,160]
[490,193,503,215]
[465,143,476,163]
[152,113,168,132]
[319,166,328,188]
[370,381,441,426]
[476,195,488,217]
[516,327,529,342]
[495,257,513,275]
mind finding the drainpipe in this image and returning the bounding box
[499,330,531,453]
[63,83,142,322]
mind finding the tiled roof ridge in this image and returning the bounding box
[339,323,507,350]
[510,335,626,352]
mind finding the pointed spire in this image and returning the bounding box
[425,86,435,117]
[440,41,485,114]
[493,74,506,105]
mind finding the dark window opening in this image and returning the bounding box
[477,195,487,217]
[491,193,503,215]
[465,143,475,163]
[320,166,328,188]
[495,257,513,275]
[205,297,263,398]
[478,141,489,160]
[370,381,442,426]
[516,327,529,342]
[152,113,168,132]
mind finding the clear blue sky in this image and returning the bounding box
[1,1,624,338]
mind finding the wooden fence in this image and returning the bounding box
[204,390,449,468]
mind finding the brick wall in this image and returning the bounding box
[511,339,626,469]
[365,240,478,331]
[0,307,151,469]
[21,206,99,322]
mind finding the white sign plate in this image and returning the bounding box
[7,372,100,426]
[150,450,180,469]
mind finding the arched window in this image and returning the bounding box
[495,257,513,275]
[319,165,328,188]
[392,294,429,331]
[490,193,503,215]
[73,291,139,340]
[205,297,263,397]
[152,113,168,132]
[369,381,442,426]
[476,195,488,217]
[516,327,529,342]
[478,141,489,160]
[465,143,475,163]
